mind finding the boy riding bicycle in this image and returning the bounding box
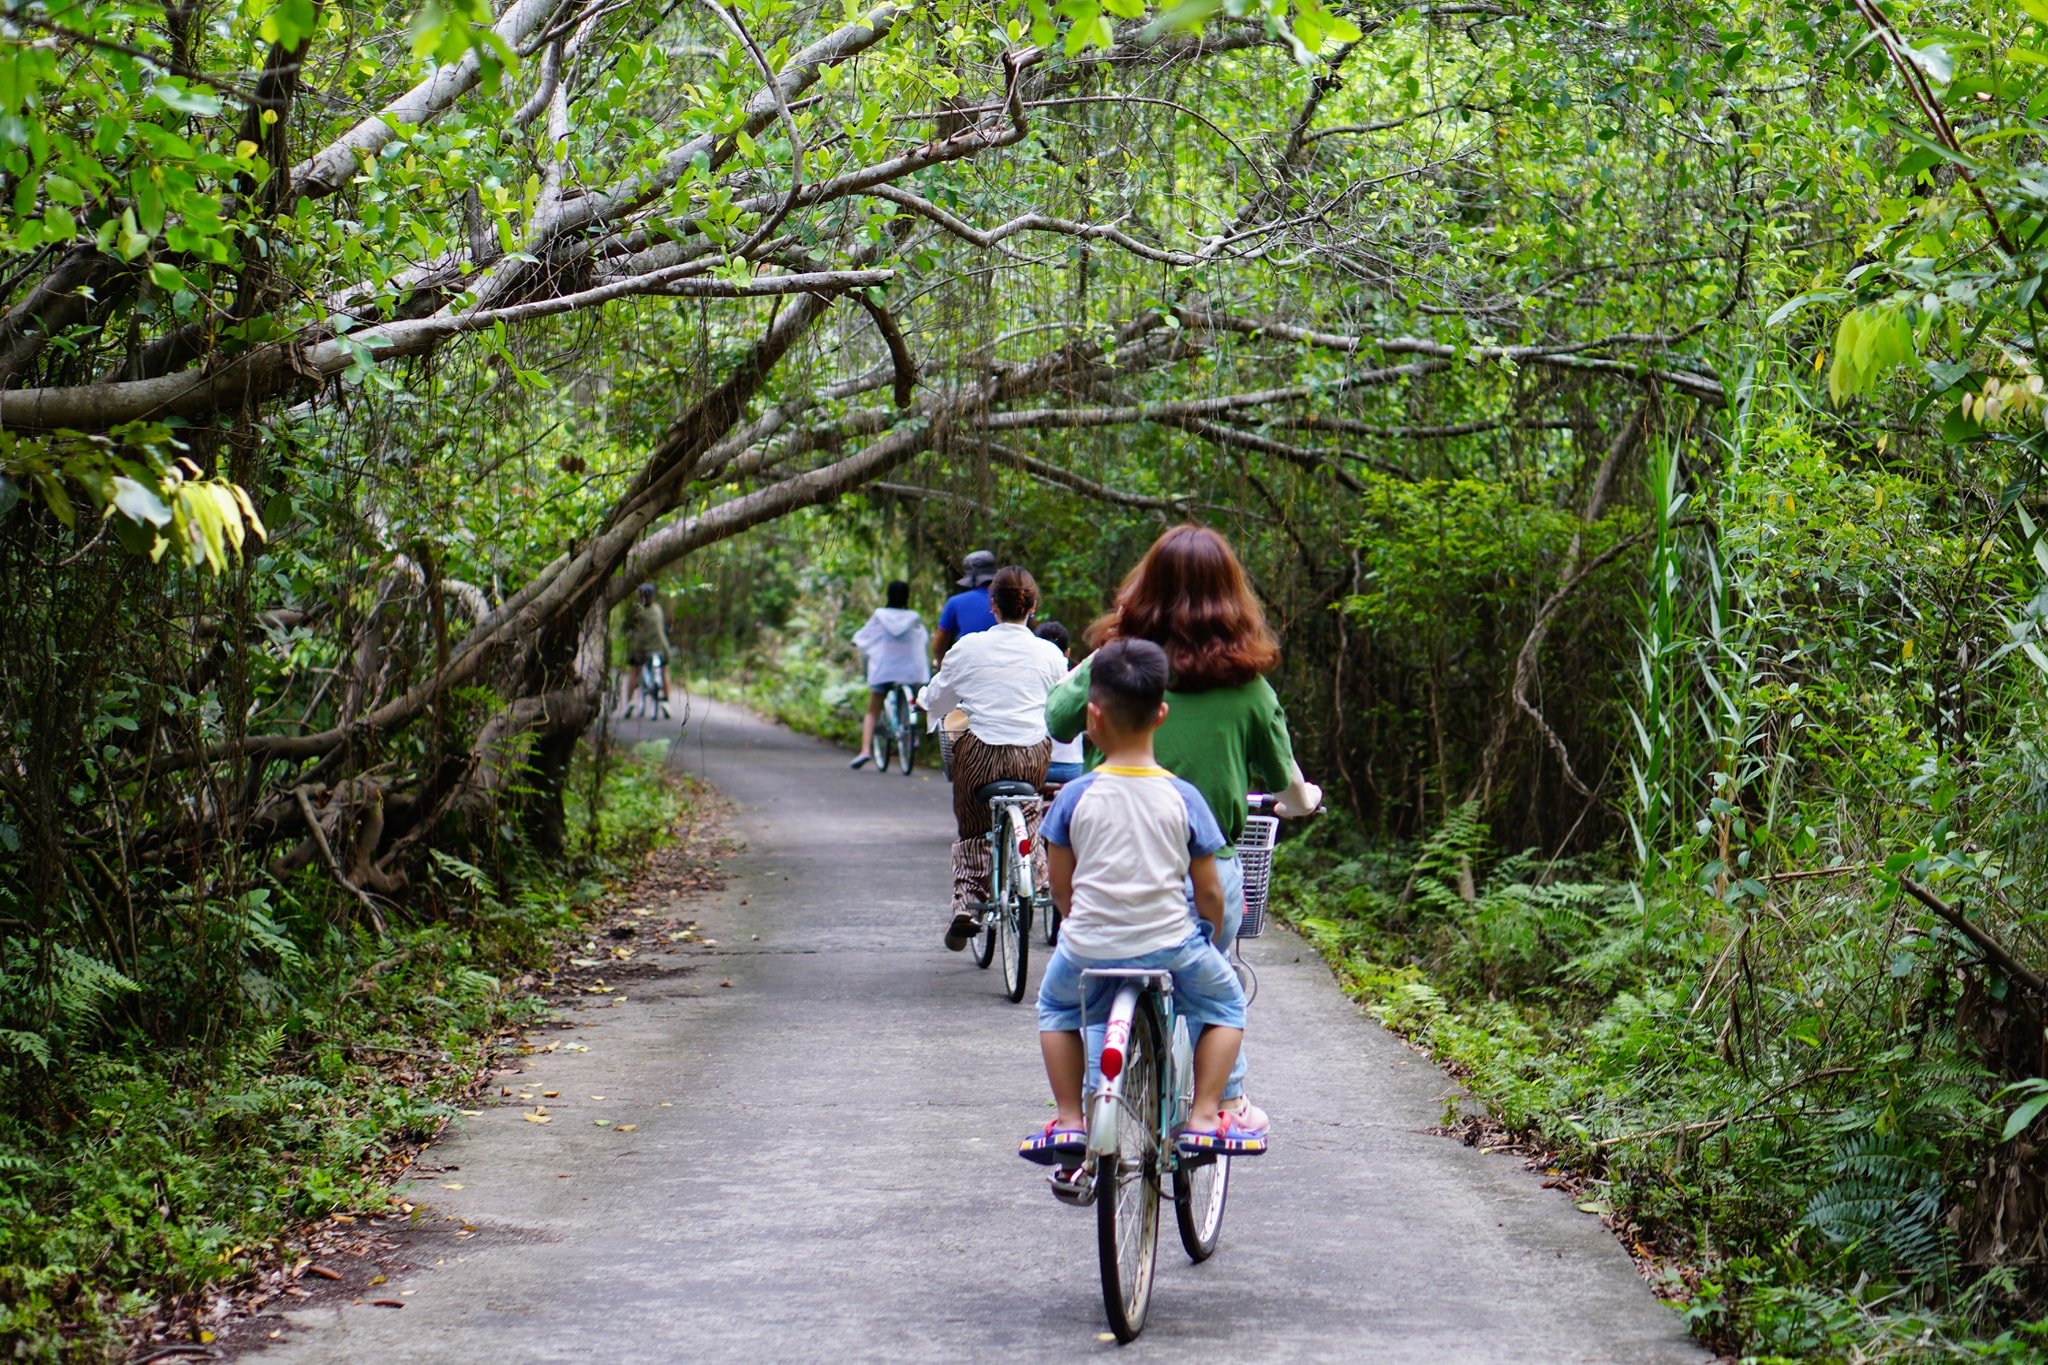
[1019,639,1271,1170]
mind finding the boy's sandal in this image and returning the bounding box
[1019,1119,1088,1165]
[1177,1110,1270,1158]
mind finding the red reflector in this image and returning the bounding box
[1100,1047,1123,1081]
[1019,837,1032,856]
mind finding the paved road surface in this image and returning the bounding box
[267,698,1702,1363]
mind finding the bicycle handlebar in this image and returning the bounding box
[1248,791,1322,819]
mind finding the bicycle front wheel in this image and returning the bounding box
[999,876,1031,1003]
[1173,1151,1230,1262]
[898,721,917,774]
[1097,1004,1162,1342]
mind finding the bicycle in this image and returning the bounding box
[1044,796,1284,1341]
[868,682,920,774]
[965,779,1036,1002]
[637,653,670,720]
[1043,961,1224,1342]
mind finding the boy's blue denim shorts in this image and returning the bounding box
[1036,930,1247,1034]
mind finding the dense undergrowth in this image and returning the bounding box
[0,741,686,1361]
[1279,810,2048,1363]
[690,616,866,752]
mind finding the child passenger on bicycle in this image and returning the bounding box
[1019,639,1271,1169]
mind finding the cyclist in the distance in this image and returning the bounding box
[850,580,929,769]
[923,566,1066,950]
[624,582,671,710]
[930,548,999,666]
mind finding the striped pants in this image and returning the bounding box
[948,730,1050,915]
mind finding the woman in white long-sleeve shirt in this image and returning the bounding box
[922,565,1067,951]
[849,580,930,769]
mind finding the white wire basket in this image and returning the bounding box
[1236,813,1279,939]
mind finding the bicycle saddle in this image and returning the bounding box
[975,780,1039,801]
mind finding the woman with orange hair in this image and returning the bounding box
[1044,525,1321,1121]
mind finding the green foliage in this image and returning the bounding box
[0,742,683,1359]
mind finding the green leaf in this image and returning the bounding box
[110,476,171,528]
[260,0,321,47]
[2003,1092,2048,1141]
[150,80,222,116]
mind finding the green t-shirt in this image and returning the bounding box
[1044,658,1296,853]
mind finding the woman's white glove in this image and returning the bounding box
[1273,781,1322,819]
[1271,760,1322,818]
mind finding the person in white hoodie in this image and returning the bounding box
[850,580,931,769]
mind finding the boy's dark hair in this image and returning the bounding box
[1034,619,1070,654]
[989,565,1039,621]
[886,580,910,609]
[1089,638,1169,732]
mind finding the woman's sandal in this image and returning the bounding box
[1177,1107,1270,1157]
[1018,1118,1088,1165]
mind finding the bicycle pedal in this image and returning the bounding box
[1048,1167,1095,1206]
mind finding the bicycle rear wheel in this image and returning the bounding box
[999,869,1031,1003]
[1097,1003,1161,1342]
[1040,890,1060,945]
[1173,1152,1230,1261]
[869,703,889,770]
[894,688,918,774]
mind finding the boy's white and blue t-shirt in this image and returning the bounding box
[1038,765,1228,960]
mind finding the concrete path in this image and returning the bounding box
[266,698,1702,1363]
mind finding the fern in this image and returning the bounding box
[0,1028,52,1068]
[1802,1130,1955,1290]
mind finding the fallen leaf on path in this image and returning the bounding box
[542,1091,559,1098]
[368,1274,387,1286]
[617,1124,637,1132]
[441,1183,464,1191]
[524,1111,551,1124]
[371,1300,405,1309]
[305,1264,342,1281]
[719,979,732,988]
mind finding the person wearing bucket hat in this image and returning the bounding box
[931,548,1000,666]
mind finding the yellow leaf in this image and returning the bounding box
[1903,638,1915,661]
[236,140,260,161]
[441,1182,464,1190]
[617,1124,637,1132]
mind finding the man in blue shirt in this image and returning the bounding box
[932,548,1000,665]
